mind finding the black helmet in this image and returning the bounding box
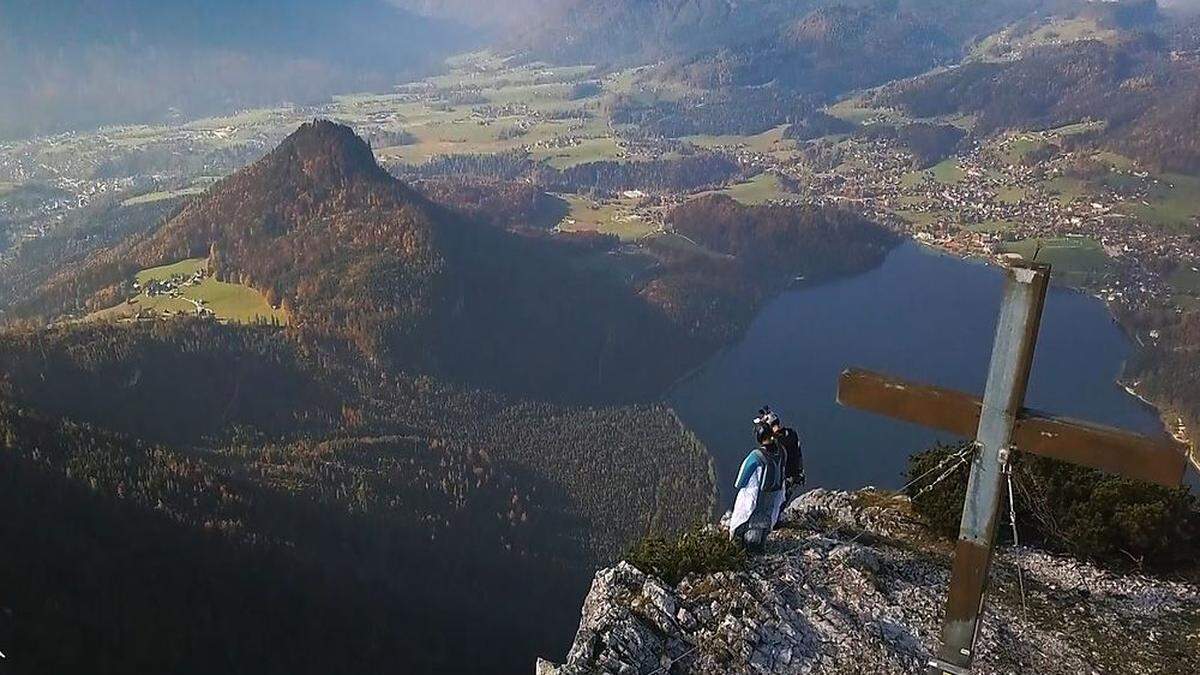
[755,424,773,445]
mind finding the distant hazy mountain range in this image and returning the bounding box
[0,0,1147,140]
[0,0,479,140]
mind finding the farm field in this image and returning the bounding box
[1043,176,1089,204]
[997,236,1113,285]
[900,158,965,188]
[555,194,657,241]
[966,219,1019,234]
[697,172,798,206]
[1118,173,1200,234]
[1169,264,1200,297]
[682,125,793,154]
[122,186,208,206]
[971,16,1118,62]
[91,258,286,324]
[359,53,632,169]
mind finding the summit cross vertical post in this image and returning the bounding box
[929,260,1047,674]
[835,259,1189,675]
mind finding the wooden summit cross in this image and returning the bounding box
[836,260,1188,675]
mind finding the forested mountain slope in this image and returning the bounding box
[877,35,1200,173]
[0,120,896,672]
[513,0,1054,138]
[20,121,704,400]
[0,319,716,673]
[507,0,1047,70]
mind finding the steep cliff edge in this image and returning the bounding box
[542,490,1200,674]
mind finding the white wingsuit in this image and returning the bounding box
[728,447,786,544]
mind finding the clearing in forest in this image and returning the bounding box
[90,258,287,325]
[696,172,800,206]
[555,194,658,241]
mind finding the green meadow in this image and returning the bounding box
[94,258,287,325]
[696,172,799,206]
[998,237,1113,286]
[555,194,657,241]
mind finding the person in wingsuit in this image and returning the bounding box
[728,417,787,552]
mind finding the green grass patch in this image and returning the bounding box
[532,136,625,169]
[973,17,1118,62]
[1048,120,1106,137]
[1092,151,1139,172]
[825,98,907,126]
[1173,295,1200,311]
[1169,264,1200,296]
[369,60,624,168]
[995,185,1028,204]
[189,279,286,324]
[682,125,792,153]
[1118,173,1200,234]
[136,258,207,285]
[894,209,949,227]
[1021,16,1117,48]
[122,186,207,207]
[998,134,1045,165]
[967,219,1020,234]
[900,159,965,188]
[899,171,928,189]
[97,258,287,325]
[1043,176,1090,204]
[697,172,797,206]
[930,158,965,184]
[556,194,656,241]
[997,237,1112,285]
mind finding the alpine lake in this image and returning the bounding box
[670,241,1198,505]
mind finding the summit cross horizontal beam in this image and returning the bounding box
[837,368,1187,488]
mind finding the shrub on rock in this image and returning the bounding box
[906,443,1200,573]
[626,525,746,584]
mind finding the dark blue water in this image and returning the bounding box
[671,242,1185,504]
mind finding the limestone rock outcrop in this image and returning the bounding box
[543,489,1200,674]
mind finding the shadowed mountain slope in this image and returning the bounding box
[24,121,705,401]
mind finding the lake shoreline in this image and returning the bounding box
[671,239,1176,504]
[910,237,1200,477]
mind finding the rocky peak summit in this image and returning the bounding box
[266,119,395,187]
[542,489,1200,674]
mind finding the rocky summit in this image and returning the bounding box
[541,489,1200,674]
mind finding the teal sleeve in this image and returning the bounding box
[734,450,761,489]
